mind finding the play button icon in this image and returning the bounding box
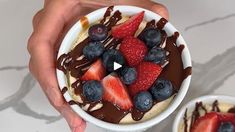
[114,62,122,70]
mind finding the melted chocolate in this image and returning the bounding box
[184,109,188,132]
[57,6,192,124]
[89,101,129,123]
[159,32,192,91]
[61,87,68,95]
[212,100,220,112]
[189,102,207,131]
[157,18,168,30]
[228,107,235,113]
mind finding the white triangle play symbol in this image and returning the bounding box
[114,62,122,70]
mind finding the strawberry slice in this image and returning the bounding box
[129,62,162,96]
[81,59,106,81]
[111,11,144,39]
[191,112,219,132]
[218,112,235,126]
[101,74,133,110]
[119,36,147,66]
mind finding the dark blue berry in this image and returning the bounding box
[150,79,173,101]
[145,47,167,64]
[218,122,234,132]
[102,49,125,72]
[83,41,104,60]
[134,91,153,112]
[120,67,137,85]
[82,80,103,102]
[141,28,162,48]
[88,24,108,41]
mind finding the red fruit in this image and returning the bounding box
[81,59,106,81]
[129,62,162,96]
[119,36,147,66]
[111,11,144,39]
[218,112,235,125]
[191,112,219,132]
[101,74,133,110]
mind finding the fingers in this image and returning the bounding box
[32,9,44,29]
[60,104,86,132]
[79,0,169,19]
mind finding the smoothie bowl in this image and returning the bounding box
[56,5,192,131]
[173,95,235,132]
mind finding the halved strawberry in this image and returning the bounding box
[129,62,162,96]
[81,59,106,81]
[191,112,219,132]
[218,112,235,126]
[101,74,133,110]
[111,11,144,39]
[119,36,147,66]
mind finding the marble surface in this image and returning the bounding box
[0,0,235,132]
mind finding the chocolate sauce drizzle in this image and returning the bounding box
[184,109,188,132]
[183,100,235,132]
[228,107,235,113]
[212,100,220,112]
[61,87,68,95]
[57,6,192,124]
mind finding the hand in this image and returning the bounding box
[27,0,169,131]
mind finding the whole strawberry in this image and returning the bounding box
[119,36,147,66]
[129,62,162,96]
[111,11,144,39]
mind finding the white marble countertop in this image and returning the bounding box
[0,0,235,132]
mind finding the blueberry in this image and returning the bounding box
[83,41,104,60]
[141,28,162,48]
[88,24,108,41]
[134,91,153,112]
[102,49,125,72]
[150,79,173,101]
[120,67,137,85]
[145,47,167,64]
[82,80,103,102]
[218,122,234,132]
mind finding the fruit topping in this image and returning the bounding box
[111,11,144,39]
[81,59,106,81]
[83,41,104,60]
[102,49,125,72]
[119,67,137,85]
[149,79,173,101]
[140,28,162,48]
[191,112,219,132]
[119,36,147,66]
[218,122,234,132]
[134,91,153,112]
[82,80,103,102]
[144,47,167,64]
[129,62,162,96]
[88,24,108,41]
[101,74,133,110]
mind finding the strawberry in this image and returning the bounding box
[129,62,162,96]
[81,59,106,81]
[119,36,147,66]
[218,112,235,125]
[191,112,219,132]
[101,74,133,110]
[111,11,144,39]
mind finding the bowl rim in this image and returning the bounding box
[56,5,192,131]
[172,95,235,132]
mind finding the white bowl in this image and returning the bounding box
[173,95,235,132]
[57,5,192,132]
